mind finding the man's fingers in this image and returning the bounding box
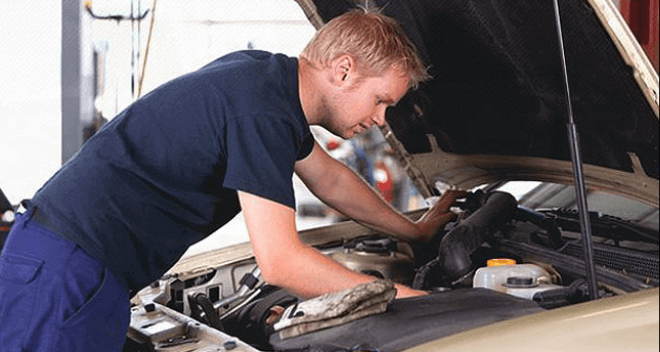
[440,189,469,201]
[394,284,429,299]
[416,190,467,241]
[437,211,457,226]
[435,189,468,209]
[422,205,457,226]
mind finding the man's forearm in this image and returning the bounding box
[239,190,379,298]
[309,158,421,240]
[261,240,377,298]
[294,142,453,243]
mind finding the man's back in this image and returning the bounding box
[30,50,312,292]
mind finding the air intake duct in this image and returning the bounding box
[439,191,518,281]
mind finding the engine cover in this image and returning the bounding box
[269,288,543,351]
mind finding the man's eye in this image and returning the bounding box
[376,98,383,105]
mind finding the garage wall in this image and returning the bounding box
[0,1,62,204]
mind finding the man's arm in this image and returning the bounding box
[238,191,424,298]
[294,141,465,243]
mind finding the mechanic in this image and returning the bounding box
[0,8,465,352]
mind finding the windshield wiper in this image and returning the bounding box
[540,208,659,245]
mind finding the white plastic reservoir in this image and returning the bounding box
[473,263,563,300]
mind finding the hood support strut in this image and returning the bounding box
[553,0,600,300]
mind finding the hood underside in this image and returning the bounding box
[301,0,659,206]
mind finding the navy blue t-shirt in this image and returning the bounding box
[31,51,314,292]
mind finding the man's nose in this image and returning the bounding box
[372,108,387,126]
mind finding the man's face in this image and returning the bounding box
[322,68,410,139]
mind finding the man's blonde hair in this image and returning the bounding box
[300,8,430,89]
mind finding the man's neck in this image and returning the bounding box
[298,57,323,126]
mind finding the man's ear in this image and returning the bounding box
[330,54,356,86]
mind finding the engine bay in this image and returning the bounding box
[125,189,659,351]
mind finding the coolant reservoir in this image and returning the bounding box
[473,263,563,300]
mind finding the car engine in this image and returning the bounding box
[125,190,659,352]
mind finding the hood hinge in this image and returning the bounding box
[379,123,436,198]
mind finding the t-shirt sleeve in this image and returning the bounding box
[223,113,307,209]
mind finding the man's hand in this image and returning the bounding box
[414,189,468,242]
[394,284,428,299]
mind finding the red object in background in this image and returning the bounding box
[326,140,342,151]
[374,161,394,203]
[619,0,659,72]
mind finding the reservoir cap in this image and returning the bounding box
[504,276,537,288]
[487,258,517,267]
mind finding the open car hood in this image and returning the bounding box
[298,0,659,207]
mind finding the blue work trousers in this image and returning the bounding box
[0,211,130,351]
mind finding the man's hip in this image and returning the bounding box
[0,211,130,351]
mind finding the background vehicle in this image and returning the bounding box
[0,189,14,250]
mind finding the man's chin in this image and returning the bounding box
[326,128,354,140]
[319,124,356,139]
[343,130,358,139]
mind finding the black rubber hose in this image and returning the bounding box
[191,293,224,331]
[515,206,565,249]
[439,191,518,281]
[411,257,441,289]
[532,279,590,309]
